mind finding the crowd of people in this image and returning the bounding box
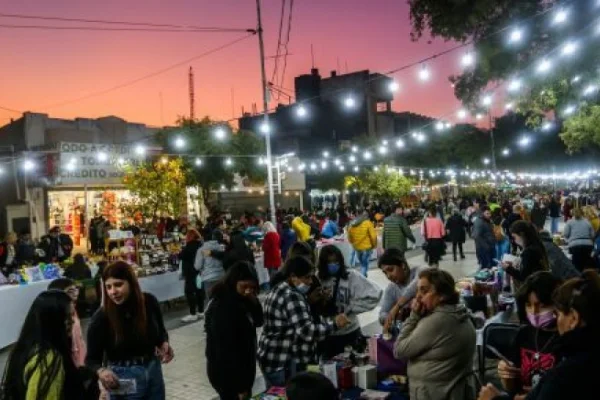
[2,188,600,399]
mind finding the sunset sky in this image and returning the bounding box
[0,0,467,128]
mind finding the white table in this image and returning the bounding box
[0,272,185,349]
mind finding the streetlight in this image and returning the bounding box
[259,122,271,134]
[344,96,356,109]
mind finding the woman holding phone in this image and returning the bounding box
[86,261,173,399]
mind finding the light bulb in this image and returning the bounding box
[536,59,552,74]
[457,109,468,119]
[174,136,185,149]
[296,105,307,117]
[561,41,578,57]
[388,81,400,92]
[435,121,444,131]
[195,158,202,166]
[363,151,372,160]
[97,152,108,162]
[508,79,522,92]
[418,65,430,81]
[461,53,475,67]
[344,96,356,108]
[509,28,523,43]
[553,9,568,25]
[396,139,405,148]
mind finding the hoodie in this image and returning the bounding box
[194,240,225,283]
[348,216,377,251]
[320,270,382,336]
[394,304,476,400]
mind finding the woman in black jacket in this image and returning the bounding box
[480,270,600,400]
[445,209,467,261]
[205,261,264,400]
[501,221,549,283]
[180,229,204,323]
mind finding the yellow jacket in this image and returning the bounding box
[292,216,311,242]
[25,351,64,399]
[348,217,377,251]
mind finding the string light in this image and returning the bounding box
[476,113,484,120]
[134,145,146,156]
[483,158,490,165]
[334,158,341,166]
[481,94,493,107]
[505,102,514,110]
[322,151,329,158]
[214,127,226,140]
[97,152,108,162]
[572,75,581,83]
[509,28,523,43]
[519,136,531,147]
[536,59,552,74]
[310,162,317,170]
[461,52,475,67]
[396,139,405,148]
[321,161,328,170]
[418,64,431,81]
[457,109,468,119]
[508,78,522,92]
[435,121,444,131]
[353,166,359,172]
[349,155,357,163]
[351,146,358,153]
[542,121,553,131]
[444,122,452,129]
[195,158,202,166]
[378,146,388,155]
[363,151,372,160]
[560,40,578,57]
[296,104,307,118]
[225,157,233,166]
[502,148,510,156]
[388,81,400,92]
[344,96,356,108]
[583,84,598,96]
[552,9,568,25]
[174,136,186,149]
[563,105,576,115]
[373,166,379,172]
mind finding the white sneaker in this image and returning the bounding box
[181,314,199,323]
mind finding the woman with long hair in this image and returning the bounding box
[86,261,173,399]
[180,229,204,323]
[316,245,381,358]
[1,291,88,399]
[479,271,600,400]
[262,221,282,279]
[422,205,446,267]
[502,220,549,283]
[205,262,264,400]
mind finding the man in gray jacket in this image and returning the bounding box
[382,204,416,254]
[472,207,495,269]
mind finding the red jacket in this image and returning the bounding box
[262,231,281,269]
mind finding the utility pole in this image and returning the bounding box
[489,112,497,170]
[189,67,195,120]
[255,0,277,223]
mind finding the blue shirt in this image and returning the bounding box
[321,220,339,239]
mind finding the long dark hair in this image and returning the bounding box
[317,245,349,280]
[516,271,561,324]
[2,291,81,400]
[211,261,259,299]
[102,261,147,343]
[554,270,600,331]
[510,220,550,270]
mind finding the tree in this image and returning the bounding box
[408,0,600,151]
[159,117,266,209]
[561,105,600,152]
[358,166,415,203]
[122,158,188,218]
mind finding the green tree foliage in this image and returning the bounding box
[561,105,600,152]
[358,167,415,202]
[408,0,600,150]
[122,158,188,218]
[159,117,266,207]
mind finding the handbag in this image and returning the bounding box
[368,335,407,376]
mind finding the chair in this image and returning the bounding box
[478,322,521,382]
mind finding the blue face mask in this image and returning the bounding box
[328,263,341,275]
[296,283,310,294]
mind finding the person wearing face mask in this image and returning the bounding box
[258,256,351,387]
[316,245,382,358]
[501,221,549,284]
[495,272,562,397]
[394,268,476,400]
[479,270,600,400]
[205,261,264,400]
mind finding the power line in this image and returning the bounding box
[0,23,253,33]
[38,33,256,110]
[0,12,253,32]
[0,105,22,114]
[278,0,294,89]
[270,0,287,98]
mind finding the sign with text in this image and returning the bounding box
[58,142,143,185]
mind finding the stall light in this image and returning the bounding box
[117,157,125,165]
[321,161,328,170]
[298,163,306,171]
[23,159,35,171]
[66,162,76,172]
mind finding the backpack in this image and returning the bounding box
[493,224,505,242]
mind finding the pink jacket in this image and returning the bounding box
[421,217,445,239]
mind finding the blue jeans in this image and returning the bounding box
[495,239,510,265]
[356,249,373,277]
[262,360,304,388]
[109,358,165,400]
[551,217,560,234]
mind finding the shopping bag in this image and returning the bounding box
[195,274,203,289]
[368,336,407,376]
